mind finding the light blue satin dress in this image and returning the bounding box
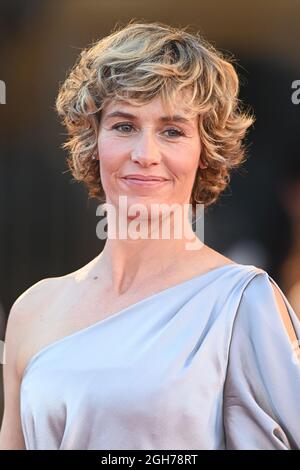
[20,263,300,450]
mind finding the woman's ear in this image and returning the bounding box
[198,156,208,169]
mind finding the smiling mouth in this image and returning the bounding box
[122,175,170,181]
[120,177,170,186]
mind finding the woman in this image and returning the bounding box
[1,21,300,450]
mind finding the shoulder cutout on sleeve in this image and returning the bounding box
[240,270,300,366]
[270,281,298,349]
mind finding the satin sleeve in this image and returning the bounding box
[223,271,300,450]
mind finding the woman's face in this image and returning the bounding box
[97,94,202,217]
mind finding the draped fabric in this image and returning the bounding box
[20,264,300,450]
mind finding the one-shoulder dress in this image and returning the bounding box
[20,263,300,450]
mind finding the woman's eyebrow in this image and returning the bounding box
[104,110,193,125]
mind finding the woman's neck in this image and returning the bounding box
[95,222,205,296]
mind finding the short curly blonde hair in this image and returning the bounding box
[55,20,254,211]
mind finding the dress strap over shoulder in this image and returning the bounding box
[224,270,300,450]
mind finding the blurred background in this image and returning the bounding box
[0,0,300,420]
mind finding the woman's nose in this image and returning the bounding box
[130,129,161,165]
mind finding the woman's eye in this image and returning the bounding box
[111,123,185,138]
[112,123,133,133]
[164,128,185,138]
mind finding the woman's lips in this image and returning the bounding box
[120,177,170,187]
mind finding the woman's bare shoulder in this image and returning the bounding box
[7,256,100,379]
[12,254,101,310]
